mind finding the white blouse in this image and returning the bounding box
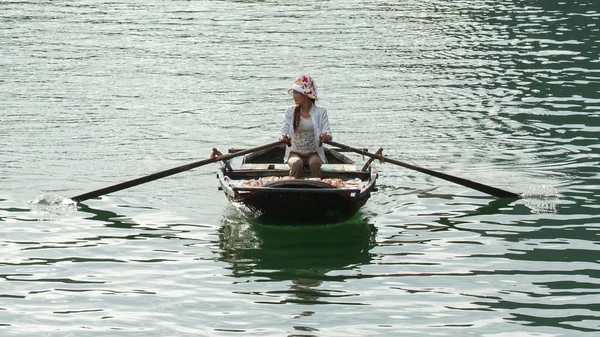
[279,104,332,163]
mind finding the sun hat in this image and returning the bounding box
[288,74,318,99]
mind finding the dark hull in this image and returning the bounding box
[226,181,371,225]
[217,145,377,226]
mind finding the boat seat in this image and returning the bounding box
[240,164,290,170]
[321,164,358,172]
[240,163,357,172]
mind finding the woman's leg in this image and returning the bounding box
[288,153,304,178]
[307,153,323,178]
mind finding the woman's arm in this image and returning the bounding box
[279,106,294,140]
[319,107,332,142]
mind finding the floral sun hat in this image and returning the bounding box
[288,74,318,99]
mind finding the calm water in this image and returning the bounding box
[1,0,599,336]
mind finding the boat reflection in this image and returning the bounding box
[218,207,377,304]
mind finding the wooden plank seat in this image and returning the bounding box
[240,163,357,171]
[227,167,371,181]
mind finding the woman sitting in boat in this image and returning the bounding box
[278,74,332,179]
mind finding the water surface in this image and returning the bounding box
[1,0,599,336]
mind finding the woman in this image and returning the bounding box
[279,75,332,178]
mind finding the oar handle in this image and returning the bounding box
[325,140,520,199]
[71,140,285,203]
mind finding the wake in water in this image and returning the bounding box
[28,194,77,216]
[520,185,559,214]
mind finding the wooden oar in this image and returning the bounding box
[325,140,520,199]
[71,140,285,203]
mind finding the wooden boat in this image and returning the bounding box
[216,144,378,225]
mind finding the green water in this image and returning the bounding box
[1,0,599,336]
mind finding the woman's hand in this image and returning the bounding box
[279,135,291,145]
[319,133,331,143]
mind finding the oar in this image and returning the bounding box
[71,140,285,203]
[325,140,520,199]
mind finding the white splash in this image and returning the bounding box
[28,194,78,216]
[520,185,559,214]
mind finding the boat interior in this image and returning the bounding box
[223,144,374,181]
